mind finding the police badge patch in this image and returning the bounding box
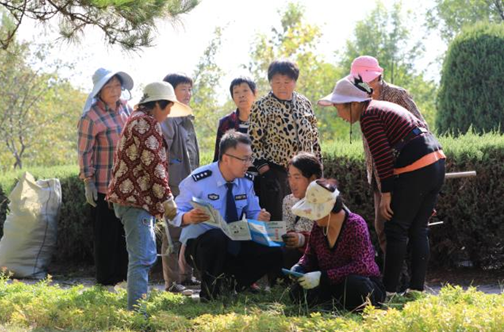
[208,194,219,200]
[234,194,247,200]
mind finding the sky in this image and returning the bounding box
[16,0,445,104]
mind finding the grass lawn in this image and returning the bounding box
[0,273,503,331]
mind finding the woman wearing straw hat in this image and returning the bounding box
[106,81,192,310]
[289,179,384,310]
[78,68,134,286]
[350,55,429,257]
[317,76,445,296]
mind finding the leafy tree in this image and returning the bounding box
[0,14,86,170]
[0,0,200,51]
[245,2,346,143]
[190,26,229,153]
[436,22,504,135]
[426,0,504,43]
[339,1,438,128]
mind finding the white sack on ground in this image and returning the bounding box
[0,172,61,279]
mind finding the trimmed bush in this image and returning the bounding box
[436,22,504,135]
[0,132,503,270]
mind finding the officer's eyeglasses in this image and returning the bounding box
[225,153,253,164]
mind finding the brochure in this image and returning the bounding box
[190,197,286,247]
[281,268,304,278]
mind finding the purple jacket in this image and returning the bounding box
[298,211,380,285]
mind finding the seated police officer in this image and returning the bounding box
[170,130,283,301]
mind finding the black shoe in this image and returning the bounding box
[181,277,201,286]
[167,282,193,296]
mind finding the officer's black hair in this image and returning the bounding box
[218,130,252,161]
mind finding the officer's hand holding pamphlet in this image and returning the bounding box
[190,197,286,247]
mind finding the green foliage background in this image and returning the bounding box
[436,22,504,135]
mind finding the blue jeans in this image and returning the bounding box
[114,204,157,310]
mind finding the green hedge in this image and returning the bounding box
[436,22,504,135]
[1,132,503,270]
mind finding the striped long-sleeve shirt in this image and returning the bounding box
[362,81,428,191]
[78,99,132,193]
[360,100,439,193]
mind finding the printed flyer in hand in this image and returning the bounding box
[190,197,286,247]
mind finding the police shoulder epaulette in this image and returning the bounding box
[192,170,212,182]
[244,172,254,181]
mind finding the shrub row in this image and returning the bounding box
[0,132,503,270]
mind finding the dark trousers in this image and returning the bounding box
[93,193,128,285]
[290,275,385,310]
[259,164,290,221]
[185,229,283,300]
[383,159,445,292]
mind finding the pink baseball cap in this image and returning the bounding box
[350,56,383,83]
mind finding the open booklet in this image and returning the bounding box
[190,197,286,247]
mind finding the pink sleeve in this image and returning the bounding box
[77,116,96,179]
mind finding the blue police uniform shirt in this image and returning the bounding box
[171,161,261,244]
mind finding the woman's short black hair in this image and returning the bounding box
[288,152,323,180]
[268,60,300,82]
[229,77,257,98]
[137,100,172,111]
[163,73,193,89]
[316,179,344,214]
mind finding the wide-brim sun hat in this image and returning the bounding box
[291,180,340,220]
[317,75,372,107]
[350,55,384,83]
[138,81,192,117]
[82,68,134,115]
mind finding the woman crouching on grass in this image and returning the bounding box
[106,81,192,311]
[289,179,385,310]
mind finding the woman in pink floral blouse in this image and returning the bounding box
[107,81,191,311]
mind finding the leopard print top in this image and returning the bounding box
[248,91,322,169]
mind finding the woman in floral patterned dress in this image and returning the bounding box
[107,81,191,310]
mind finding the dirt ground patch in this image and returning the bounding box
[33,261,503,295]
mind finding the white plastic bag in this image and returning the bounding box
[0,172,61,278]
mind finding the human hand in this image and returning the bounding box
[84,181,98,207]
[258,165,270,175]
[380,192,393,221]
[299,271,321,290]
[163,197,178,220]
[257,208,271,221]
[182,208,210,225]
[282,232,304,248]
